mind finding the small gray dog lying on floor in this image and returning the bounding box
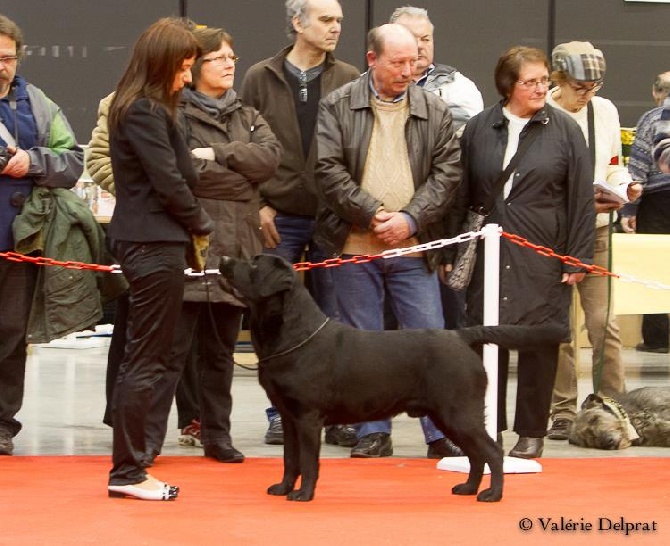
[569,387,670,450]
[219,254,565,503]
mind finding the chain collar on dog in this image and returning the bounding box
[256,318,330,365]
[602,396,640,441]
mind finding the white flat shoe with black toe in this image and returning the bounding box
[108,479,179,501]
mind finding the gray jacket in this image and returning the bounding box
[313,73,462,269]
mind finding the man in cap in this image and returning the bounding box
[545,41,641,441]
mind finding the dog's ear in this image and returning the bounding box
[581,393,604,410]
[255,255,295,298]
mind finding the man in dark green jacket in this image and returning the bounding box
[0,14,84,455]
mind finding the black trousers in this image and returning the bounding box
[0,258,37,437]
[108,241,186,486]
[636,192,670,349]
[103,290,200,432]
[497,344,559,437]
[148,300,243,449]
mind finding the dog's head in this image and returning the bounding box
[219,254,296,334]
[568,394,633,450]
[219,254,295,302]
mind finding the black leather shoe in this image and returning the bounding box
[635,343,669,354]
[350,432,393,458]
[204,443,245,463]
[324,425,358,447]
[0,430,14,456]
[508,437,544,459]
[264,416,283,445]
[427,438,464,458]
[547,418,572,440]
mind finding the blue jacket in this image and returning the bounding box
[0,76,84,251]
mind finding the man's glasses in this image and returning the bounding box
[516,76,551,90]
[201,54,239,66]
[0,55,18,66]
[568,80,604,96]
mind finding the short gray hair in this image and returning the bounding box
[654,72,670,95]
[389,5,429,24]
[285,0,310,39]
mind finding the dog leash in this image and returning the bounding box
[256,318,331,364]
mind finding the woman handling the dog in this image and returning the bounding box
[147,25,281,464]
[446,46,595,459]
[545,42,642,441]
[106,18,213,501]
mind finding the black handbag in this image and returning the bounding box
[446,122,541,290]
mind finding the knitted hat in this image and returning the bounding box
[551,41,606,82]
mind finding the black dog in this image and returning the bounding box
[219,254,563,503]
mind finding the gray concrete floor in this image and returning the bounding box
[16,341,670,460]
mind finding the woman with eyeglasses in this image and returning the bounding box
[445,46,595,459]
[147,26,281,464]
[545,42,642,442]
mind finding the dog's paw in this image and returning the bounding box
[287,489,315,502]
[452,482,478,496]
[476,487,502,502]
[267,483,293,496]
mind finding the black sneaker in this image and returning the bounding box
[264,415,284,445]
[547,418,573,440]
[350,432,393,458]
[324,425,358,447]
[0,430,13,456]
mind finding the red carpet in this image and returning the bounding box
[1,456,668,545]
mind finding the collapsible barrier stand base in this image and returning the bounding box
[436,224,542,476]
[436,456,542,475]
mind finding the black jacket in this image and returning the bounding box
[314,74,462,270]
[451,102,594,332]
[107,98,212,243]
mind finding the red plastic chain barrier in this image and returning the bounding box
[1,231,620,280]
[501,231,618,279]
[0,251,119,273]
[293,253,384,271]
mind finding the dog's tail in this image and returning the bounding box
[456,324,565,350]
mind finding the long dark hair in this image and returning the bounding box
[109,17,200,130]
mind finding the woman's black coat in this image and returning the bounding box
[449,102,595,336]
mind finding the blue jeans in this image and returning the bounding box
[265,213,339,422]
[333,256,445,444]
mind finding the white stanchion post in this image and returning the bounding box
[437,223,542,475]
[481,223,500,440]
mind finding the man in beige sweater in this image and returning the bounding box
[314,24,462,458]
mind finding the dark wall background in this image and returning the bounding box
[6,0,670,142]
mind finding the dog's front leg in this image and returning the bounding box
[286,417,322,502]
[267,414,300,496]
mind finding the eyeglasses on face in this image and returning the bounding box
[568,80,603,96]
[516,76,551,90]
[201,54,239,65]
[0,55,18,65]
